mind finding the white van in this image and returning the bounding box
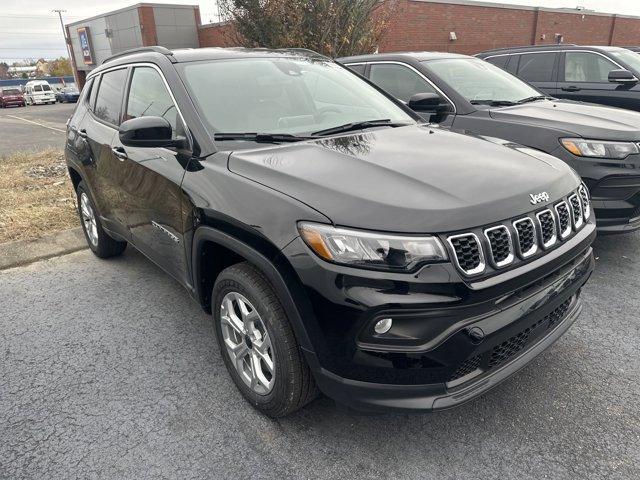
[24,80,56,105]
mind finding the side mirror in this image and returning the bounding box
[119,116,185,148]
[408,92,450,112]
[608,69,638,84]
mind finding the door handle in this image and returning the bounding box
[78,128,88,139]
[111,146,128,161]
[561,86,581,92]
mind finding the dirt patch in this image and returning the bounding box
[0,148,77,243]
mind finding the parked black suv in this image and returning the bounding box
[66,46,595,416]
[339,52,640,233]
[476,45,640,112]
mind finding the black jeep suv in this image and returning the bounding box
[476,45,640,112]
[339,51,640,233]
[65,46,595,417]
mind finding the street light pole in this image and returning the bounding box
[52,9,78,87]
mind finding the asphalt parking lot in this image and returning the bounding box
[0,103,74,155]
[1,232,639,479]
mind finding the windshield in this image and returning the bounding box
[609,49,640,74]
[425,58,541,104]
[3,89,20,95]
[42,84,51,91]
[178,57,415,135]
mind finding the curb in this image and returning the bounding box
[0,227,87,270]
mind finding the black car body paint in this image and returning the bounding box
[65,47,595,413]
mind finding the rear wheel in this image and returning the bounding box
[212,262,317,417]
[76,181,127,258]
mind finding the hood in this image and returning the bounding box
[228,125,579,233]
[490,99,640,141]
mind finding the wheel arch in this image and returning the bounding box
[192,225,318,354]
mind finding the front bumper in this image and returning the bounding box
[286,219,595,412]
[552,148,640,233]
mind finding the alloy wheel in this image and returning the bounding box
[220,292,275,395]
[80,192,98,247]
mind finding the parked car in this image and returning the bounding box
[475,45,640,112]
[24,80,56,105]
[56,86,80,103]
[624,47,640,53]
[339,52,640,233]
[66,46,595,417]
[0,87,26,108]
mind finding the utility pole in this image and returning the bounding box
[53,9,78,87]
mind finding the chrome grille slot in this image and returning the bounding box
[578,185,591,220]
[512,217,537,259]
[447,233,485,276]
[569,194,584,229]
[484,225,514,268]
[536,209,557,249]
[554,202,572,239]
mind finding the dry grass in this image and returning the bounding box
[0,148,78,243]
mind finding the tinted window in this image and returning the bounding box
[79,78,93,105]
[94,68,127,125]
[42,84,51,91]
[34,85,42,92]
[89,76,99,108]
[369,63,436,102]
[485,56,509,69]
[346,64,366,75]
[564,52,617,82]
[517,53,556,82]
[125,67,180,137]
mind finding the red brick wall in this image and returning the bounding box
[611,17,640,46]
[533,10,614,46]
[138,6,158,46]
[196,0,640,55]
[380,0,537,54]
[198,22,238,48]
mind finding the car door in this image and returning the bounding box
[78,67,131,238]
[514,52,558,96]
[111,64,191,283]
[367,62,455,125]
[556,51,628,108]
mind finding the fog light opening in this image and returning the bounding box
[374,318,393,334]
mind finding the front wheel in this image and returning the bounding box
[212,262,318,417]
[76,181,127,258]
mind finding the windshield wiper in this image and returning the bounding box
[469,100,517,106]
[516,95,553,104]
[214,132,314,143]
[312,119,409,136]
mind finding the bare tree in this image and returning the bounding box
[217,0,396,57]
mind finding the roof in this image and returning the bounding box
[67,3,198,27]
[338,51,472,63]
[477,44,628,57]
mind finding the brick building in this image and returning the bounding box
[68,0,640,86]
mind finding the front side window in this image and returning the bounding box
[609,49,640,75]
[125,67,180,138]
[426,58,540,104]
[369,63,437,102]
[346,64,366,76]
[178,57,415,135]
[517,53,556,82]
[564,52,618,83]
[94,68,127,126]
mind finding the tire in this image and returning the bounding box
[212,262,318,417]
[76,181,127,258]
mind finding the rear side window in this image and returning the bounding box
[93,68,127,126]
[369,63,436,102]
[517,53,557,82]
[346,64,366,76]
[485,56,509,69]
[79,78,94,105]
[125,67,180,137]
[564,52,618,83]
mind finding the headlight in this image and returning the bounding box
[561,138,639,159]
[298,222,448,271]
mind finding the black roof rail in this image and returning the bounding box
[102,46,174,65]
[478,43,577,55]
[276,48,329,59]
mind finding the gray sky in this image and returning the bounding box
[1,0,640,63]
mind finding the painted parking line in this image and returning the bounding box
[5,115,66,133]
